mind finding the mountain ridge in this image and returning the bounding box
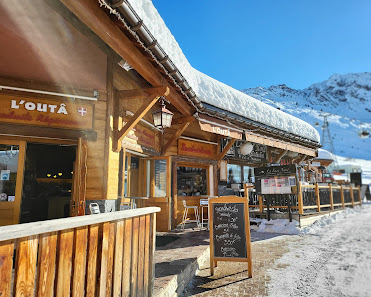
[241,72,371,160]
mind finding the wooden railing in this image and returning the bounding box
[300,184,362,214]
[0,207,160,297]
[245,183,362,215]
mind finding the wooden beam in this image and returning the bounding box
[171,116,195,125]
[117,87,170,100]
[161,118,194,155]
[217,139,236,161]
[273,149,288,164]
[60,0,193,116]
[115,94,159,152]
[266,147,272,163]
[297,154,307,164]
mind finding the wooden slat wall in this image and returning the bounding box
[0,212,157,297]
[86,99,106,200]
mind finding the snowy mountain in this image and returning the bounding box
[242,72,371,160]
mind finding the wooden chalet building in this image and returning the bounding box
[0,0,320,231]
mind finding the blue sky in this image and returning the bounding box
[152,0,371,90]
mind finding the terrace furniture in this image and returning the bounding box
[181,200,201,230]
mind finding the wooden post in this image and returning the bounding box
[358,186,362,205]
[329,184,334,210]
[315,183,320,212]
[217,138,236,161]
[340,185,345,209]
[350,185,355,208]
[244,183,249,201]
[298,182,304,215]
[258,196,263,213]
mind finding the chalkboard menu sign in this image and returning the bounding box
[221,139,267,164]
[209,197,252,277]
[212,203,247,258]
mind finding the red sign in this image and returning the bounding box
[178,139,217,159]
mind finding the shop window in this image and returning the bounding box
[227,164,255,187]
[177,166,207,196]
[227,164,241,184]
[0,144,19,202]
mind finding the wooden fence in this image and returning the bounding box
[0,207,160,297]
[244,183,362,215]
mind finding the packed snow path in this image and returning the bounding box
[269,204,371,297]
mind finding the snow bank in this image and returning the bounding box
[126,0,320,143]
[251,218,300,234]
[251,205,367,235]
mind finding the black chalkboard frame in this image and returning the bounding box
[208,196,252,277]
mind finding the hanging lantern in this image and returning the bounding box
[240,142,253,155]
[152,97,173,132]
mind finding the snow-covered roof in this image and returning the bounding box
[316,149,335,161]
[126,0,320,143]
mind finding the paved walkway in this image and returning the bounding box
[181,232,298,297]
[153,226,300,297]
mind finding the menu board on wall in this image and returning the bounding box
[209,197,252,277]
[254,164,298,195]
[221,139,267,164]
[261,176,296,194]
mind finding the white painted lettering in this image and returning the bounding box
[25,102,36,111]
[49,105,57,113]
[11,100,19,109]
[36,103,47,112]
[57,103,68,114]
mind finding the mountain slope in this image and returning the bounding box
[242,72,371,160]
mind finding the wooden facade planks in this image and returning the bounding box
[113,220,124,297]
[37,232,58,297]
[14,235,39,297]
[72,227,88,297]
[56,229,74,297]
[122,218,133,296]
[131,216,140,297]
[0,240,14,297]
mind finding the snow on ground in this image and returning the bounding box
[118,0,321,143]
[267,203,371,297]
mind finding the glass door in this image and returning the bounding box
[0,139,26,226]
[143,156,171,232]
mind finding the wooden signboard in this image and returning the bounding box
[178,138,217,159]
[209,196,252,277]
[0,94,94,130]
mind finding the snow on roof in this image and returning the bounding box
[316,148,335,160]
[128,0,320,143]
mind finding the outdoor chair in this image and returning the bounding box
[200,198,209,230]
[181,200,201,230]
[89,203,100,214]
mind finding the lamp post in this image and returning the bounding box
[152,97,173,133]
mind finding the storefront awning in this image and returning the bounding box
[198,114,243,139]
[244,132,316,157]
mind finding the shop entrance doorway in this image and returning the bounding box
[20,143,76,223]
[120,150,171,231]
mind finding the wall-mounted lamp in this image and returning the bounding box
[152,97,173,133]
